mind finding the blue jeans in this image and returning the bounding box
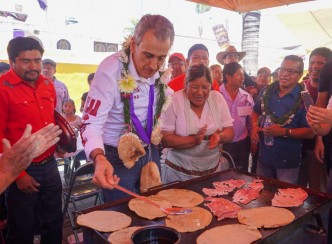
[6,157,63,244]
[103,144,161,202]
[257,161,300,184]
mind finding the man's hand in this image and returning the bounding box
[314,137,325,163]
[16,174,40,194]
[92,155,120,190]
[1,124,61,177]
[262,124,284,137]
[308,106,332,124]
[30,123,62,158]
[306,113,322,131]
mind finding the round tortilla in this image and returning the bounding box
[238,206,295,228]
[140,161,162,193]
[108,226,142,244]
[157,189,204,207]
[76,210,131,232]
[197,224,262,244]
[118,133,146,169]
[165,206,212,232]
[128,195,172,220]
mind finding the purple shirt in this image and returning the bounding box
[220,85,254,142]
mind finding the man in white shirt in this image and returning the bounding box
[42,59,70,113]
[81,14,175,201]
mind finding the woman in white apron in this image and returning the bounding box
[160,64,234,183]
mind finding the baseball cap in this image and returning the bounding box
[0,62,10,73]
[169,53,185,62]
[42,59,56,67]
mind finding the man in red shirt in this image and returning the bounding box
[168,44,219,92]
[168,52,187,79]
[0,37,63,244]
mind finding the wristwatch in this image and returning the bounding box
[284,128,292,138]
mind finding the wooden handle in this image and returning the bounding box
[112,184,161,209]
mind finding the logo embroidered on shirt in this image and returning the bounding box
[84,97,101,116]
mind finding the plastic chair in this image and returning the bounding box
[63,150,88,186]
[62,152,104,244]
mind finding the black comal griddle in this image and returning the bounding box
[78,169,332,244]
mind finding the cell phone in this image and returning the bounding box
[301,91,314,111]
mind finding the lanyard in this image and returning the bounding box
[129,84,154,144]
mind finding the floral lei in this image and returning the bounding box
[117,36,172,136]
[260,81,305,126]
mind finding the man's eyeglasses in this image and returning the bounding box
[169,61,185,68]
[277,67,301,75]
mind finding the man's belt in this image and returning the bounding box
[165,159,218,176]
[189,134,212,140]
[31,156,55,166]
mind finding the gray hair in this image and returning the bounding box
[134,14,175,46]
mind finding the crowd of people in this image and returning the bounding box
[0,13,332,243]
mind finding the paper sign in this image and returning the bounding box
[237,106,252,116]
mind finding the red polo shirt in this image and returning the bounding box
[0,69,57,180]
[168,74,220,92]
[168,74,186,92]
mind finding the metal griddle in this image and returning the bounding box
[78,169,332,243]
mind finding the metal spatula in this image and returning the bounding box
[112,184,192,215]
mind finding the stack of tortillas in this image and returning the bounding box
[238,206,295,228]
[128,195,172,220]
[76,210,131,232]
[108,226,142,244]
[156,189,204,207]
[166,206,212,232]
[197,224,262,244]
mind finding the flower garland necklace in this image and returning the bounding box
[260,81,305,126]
[117,36,171,144]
